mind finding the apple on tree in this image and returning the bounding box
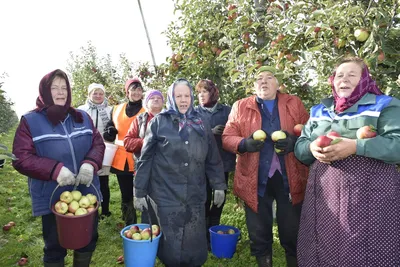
[354,28,369,42]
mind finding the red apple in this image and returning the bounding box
[8,221,16,227]
[117,255,124,264]
[175,53,183,62]
[78,196,90,208]
[242,32,250,42]
[3,224,12,231]
[271,130,287,142]
[315,135,333,148]
[215,48,222,56]
[217,230,225,234]
[378,51,385,63]
[130,225,140,233]
[327,131,341,137]
[293,124,304,137]
[228,4,237,11]
[354,28,369,42]
[124,230,133,239]
[314,27,321,33]
[356,125,377,139]
[334,38,345,48]
[17,257,28,266]
[151,224,160,236]
[140,228,151,240]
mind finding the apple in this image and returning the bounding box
[8,221,16,227]
[334,38,345,48]
[271,130,287,142]
[378,51,385,63]
[356,125,377,139]
[315,135,333,148]
[124,230,133,239]
[274,147,283,153]
[60,191,73,204]
[314,27,321,33]
[354,28,369,42]
[327,131,341,137]
[198,41,205,48]
[253,130,267,141]
[151,224,160,236]
[3,224,12,231]
[132,233,142,240]
[66,213,75,216]
[216,48,222,56]
[117,255,124,264]
[293,124,304,137]
[55,201,68,214]
[175,53,183,62]
[227,229,235,234]
[68,200,80,213]
[228,4,237,11]
[140,228,151,240]
[79,196,90,208]
[86,194,97,205]
[71,190,82,201]
[217,230,225,234]
[130,225,140,233]
[86,207,95,213]
[17,257,28,266]
[242,32,250,42]
[75,208,88,216]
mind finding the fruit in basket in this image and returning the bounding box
[217,230,225,234]
[78,196,90,208]
[124,230,133,239]
[130,225,140,233]
[60,191,73,204]
[152,224,160,236]
[71,190,82,201]
[75,208,88,216]
[141,228,151,240]
[55,201,68,214]
[86,193,97,205]
[132,233,142,240]
[227,229,236,234]
[68,200,80,213]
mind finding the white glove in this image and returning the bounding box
[213,190,225,208]
[76,163,94,187]
[134,197,148,212]
[56,167,76,186]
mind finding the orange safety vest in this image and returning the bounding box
[112,103,145,172]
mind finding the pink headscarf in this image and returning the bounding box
[330,65,382,113]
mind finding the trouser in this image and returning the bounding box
[244,171,302,259]
[116,173,137,225]
[205,172,229,242]
[99,175,110,215]
[42,213,98,263]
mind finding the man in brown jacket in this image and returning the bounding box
[222,66,309,267]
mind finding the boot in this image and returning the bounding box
[286,254,297,267]
[73,251,93,267]
[44,261,64,267]
[256,254,272,267]
[121,201,137,226]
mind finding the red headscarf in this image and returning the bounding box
[35,69,83,125]
[195,79,220,108]
[330,65,382,113]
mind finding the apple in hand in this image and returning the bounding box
[151,224,160,236]
[271,130,287,142]
[253,130,267,141]
[55,201,68,214]
[315,135,333,148]
[356,125,377,139]
[60,191,73,204]
[293,124,304,137]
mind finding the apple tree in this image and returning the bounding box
[0,73,18,134]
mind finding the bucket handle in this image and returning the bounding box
[49,183,101,211]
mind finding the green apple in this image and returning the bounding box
[253,130,267,141]
[354,29,369,42]
[271,130,287,142]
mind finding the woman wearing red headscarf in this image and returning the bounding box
[12,69,105,267]
[295,57,400,267]
[195,79,236,248]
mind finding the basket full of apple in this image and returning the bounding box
[51,190,99,250]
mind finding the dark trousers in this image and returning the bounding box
[205,172,229,241]
[116,173,137,225]
[99,175,110,214]
[42,213,98,263]
[244,171,302,258]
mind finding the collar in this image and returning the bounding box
[321,93,377,113]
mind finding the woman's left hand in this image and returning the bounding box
[321,137,357,163]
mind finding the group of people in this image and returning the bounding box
[10,56,400,267]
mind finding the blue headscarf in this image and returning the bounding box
[161,78,204,141]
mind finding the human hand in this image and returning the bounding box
[212,125,225,135]
[76,163,94,187]
[213,190,225,208]
[134,197,148,212]
[243,132,265,153]
[274,131,297,155]
[56,167,76,186]
[320,137,357,162]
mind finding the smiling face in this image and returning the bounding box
[254,71,279,100]
[89,88,105,104]
[174,84,191,114]
[128,84,143,102]
[51,77,68,106]
[197,87,210,106]
[333,62,363,98]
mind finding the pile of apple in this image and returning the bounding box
[123,224,161,241]
[54,190,97,216]
[217,229,236,235]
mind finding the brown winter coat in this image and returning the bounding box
[222,93,309,212]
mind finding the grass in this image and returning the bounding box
[0,128,286,266]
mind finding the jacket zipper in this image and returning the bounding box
[61,115,78,175]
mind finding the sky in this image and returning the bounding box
[0,0,175,118]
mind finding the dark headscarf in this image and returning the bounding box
[195,79,220,107]
[35,69,83,125]
[330,65,382,113]
[161,78,204,140]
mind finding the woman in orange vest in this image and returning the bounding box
[103,78,145,225]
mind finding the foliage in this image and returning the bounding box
[0,73,18,134]
[136,0,400,110]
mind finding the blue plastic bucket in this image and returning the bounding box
[120,223,162,267]
[209,225,240,259]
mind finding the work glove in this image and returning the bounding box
[103,126,118,142]
[243,132,265,153]
[212,125,225,135]
[107,126,118,136]
[56,167,76,186]
[213,190,225,208]
[274,131,297,155]
[75,163,94,187]
[134,197,148,212]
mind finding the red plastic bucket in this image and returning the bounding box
[51,201,99,250]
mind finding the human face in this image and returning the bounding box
[51,77,68,106]
[333,62,362,98]
[128,85,143,102]
[148,95,163,114]
[254,71,279,100]
[198,87,210,106]
[174,84,191,114]
[89,88,105,104]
